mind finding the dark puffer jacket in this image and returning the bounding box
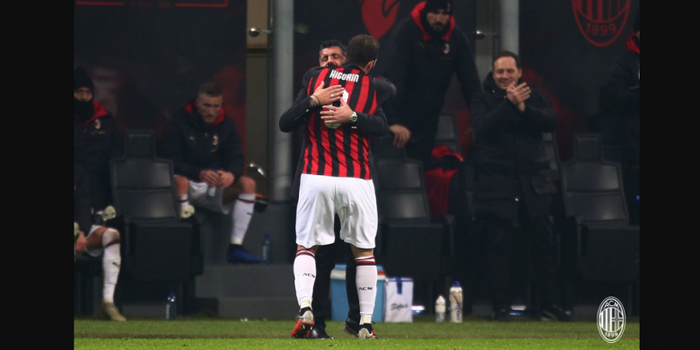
[161,100,244,181]
[470,74,558,221]
[383,1,481,142]
[73,100,122,210]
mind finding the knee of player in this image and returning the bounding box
[103,227,121,243]
[238,176,256,193]
[297,245,318,254]
[174,175,190,188]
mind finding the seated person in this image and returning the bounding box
[74,164,126,321]
[161,82,260,264]
[73,67,121,216]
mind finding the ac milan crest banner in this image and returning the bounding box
[573,0,633,47]
[520,0,639,159]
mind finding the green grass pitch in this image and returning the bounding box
[74,315,639,349]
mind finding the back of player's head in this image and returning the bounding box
[198,81,222,97]
[346,34,379,67]
[493,51,522,69]
[319,39,346,56]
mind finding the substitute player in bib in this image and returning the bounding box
[280,34,395,340]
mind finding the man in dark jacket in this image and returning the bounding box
[74,67,121,212]
[470,51,569,322]
[161,82,260,264]
[600,14,640,225]
[383,0,481,165]
[75,163,126,321]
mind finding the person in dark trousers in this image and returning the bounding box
[280,34,395,340]
[74,163,126,321]
[161,82,260,264]
[470,51,571,322]
[74,67,121,213]
[600,13,640,225]
[383,0,481,166]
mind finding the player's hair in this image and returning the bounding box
[346,34,379,67]
[319,39,346,57]
[492,51,522,69]
[198,82,222,97]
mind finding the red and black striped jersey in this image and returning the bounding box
[295,64,395,179]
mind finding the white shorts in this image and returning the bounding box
[84,225,103,257]
[187,179,233,215]
[296,174,378,249]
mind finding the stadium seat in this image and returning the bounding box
[432,114,472,213]
[432,114,478,312]
[434,114,461,154]
[561,134,629,225]
[374,157,455,313]
[110,130,203,283]
[541,132,567,268]
[588,112,625,164]
[374,158,422,192]
[372,134,406,159]
[560,133,639,314]
[542,132,560,181]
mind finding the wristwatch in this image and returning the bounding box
[350,111,358,124]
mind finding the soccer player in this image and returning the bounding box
[280,34,395,339]
[161,82,261,264]
[74,163,126,321]
[73,67,122,217]
[287,39,391,339]
[298,39,350,339]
